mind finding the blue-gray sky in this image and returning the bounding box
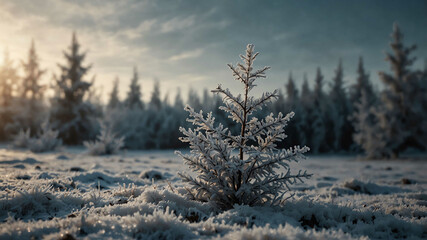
[0,0,426,102]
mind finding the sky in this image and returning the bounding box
[0,0,426,103]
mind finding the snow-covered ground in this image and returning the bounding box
[0,147,426,239]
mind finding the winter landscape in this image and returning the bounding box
[0,1,427,239]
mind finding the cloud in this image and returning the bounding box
[168,49,204,61]
[160,15,196,33]
[119,19,157,40]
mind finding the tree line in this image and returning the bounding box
[0,24,426,158]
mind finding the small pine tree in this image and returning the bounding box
[124,67,144,109]
[176,44,311,210]
[108,77,121,109]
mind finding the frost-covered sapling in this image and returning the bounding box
[176,44,311,210]
[84,121,124,155]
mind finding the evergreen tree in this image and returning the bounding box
[149,80,162,110]
[202,89,214,112]
[158,107,178,148]
[124,67,144,109]
[299,74,312,149]
[272,89,285,115]
[177,44,310,210]
[313,68,324,100]
[171,88,188,148]
[50,32,97,144]
[329,59,351,151]
[187,88,202,111]
[109,108,147,149]
[349,57,377,152]
[7,40,47,137]
[157,92,186,148]
[420,61,427,145]
[0,50,19,140]
[283,72,302,148]
[21,40,46,100]
[300,74,311,102]
[107,77,121,109]
[310,68,328,153]
[376,23,426,158]
[174,88,184,110]
[85,78,103,113]
[144,110,163,149]
[349,57,375,107]
[0,50,18,108]
[163,92,170,106]
[285,72,298,108]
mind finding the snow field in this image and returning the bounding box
[0,148,426,239]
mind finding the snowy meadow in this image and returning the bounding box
[0,148,426,239]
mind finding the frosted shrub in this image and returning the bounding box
[84,121,124,155]
[12,128,31,148]
[28,121,62,153]
[176,44,311,210]
[12,122,61,152]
